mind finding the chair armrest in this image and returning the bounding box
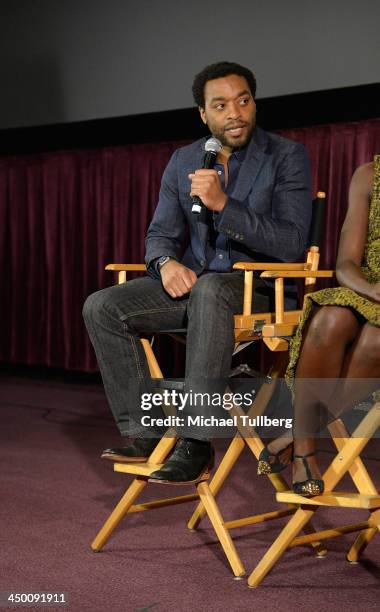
[105,264,147,271]
[233,262,312,271]
[105,263,146,284]
[258,269,334,326]
[260,270,334,278]
[234,262,312,316]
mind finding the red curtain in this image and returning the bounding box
[1,119,379,372]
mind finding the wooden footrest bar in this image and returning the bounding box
[129,493,199,513]
[289,521,372,547]
[277,491,380,509]
[114,462,164,477]
[224,508,295,530]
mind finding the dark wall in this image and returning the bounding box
[1,0,379,129]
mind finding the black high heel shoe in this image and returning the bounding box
[257,441,294,475]
[292,452,324,497]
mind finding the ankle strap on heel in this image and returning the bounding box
[293,451,318,459]
[294,452,318,481]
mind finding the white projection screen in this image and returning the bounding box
[0,0,379,128]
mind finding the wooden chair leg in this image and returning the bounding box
[329,419,378,495]
[91,434,177,551]
[188,436,246,530]
[248,506,317,587]
[347,508,380,562]
[188,353,286,528]
[238,422,326,555]
[189,430,325,555]
[91,478,148,551]
[329,418,380,563]
[322,406,380,493]
[197,481,245,578]
[247,406,380,586]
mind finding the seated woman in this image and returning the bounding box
[258,155,380,496]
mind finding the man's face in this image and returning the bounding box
[199,74,256,151]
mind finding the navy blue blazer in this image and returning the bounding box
[145,126,312,291]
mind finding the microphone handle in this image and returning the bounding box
[191,150,218,214]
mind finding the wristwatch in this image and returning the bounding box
[157,256,171,271]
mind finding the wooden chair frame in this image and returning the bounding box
[247,405,380,587]
[91,193,356,580]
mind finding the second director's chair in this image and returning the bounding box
[247,402,380,587]
[91,192,331,577]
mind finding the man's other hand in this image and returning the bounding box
[188,169,227,212]
[160,260,198,298]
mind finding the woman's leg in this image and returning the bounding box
[263,305,360,468]
[292,306,361,484]
[331,322,380,413]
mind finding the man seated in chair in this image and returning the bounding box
[83,61,312,484]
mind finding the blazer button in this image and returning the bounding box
[200,260,205,266]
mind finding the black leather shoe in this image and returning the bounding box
[148,439,214,485]
[101,437,159,463]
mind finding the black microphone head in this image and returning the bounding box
[205,137,222,154]
[192,136,223,213]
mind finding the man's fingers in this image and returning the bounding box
[161,263,198,298]
[178,269,198,292]
[189,171,219,182]
[165,283,187,298]
[186,269,198,285]
[181,274,194,291]
[165,275,190,297]
[191,169,218,176]
[164,270,196,297]
[190,176,216,186]
[169,287,184,298]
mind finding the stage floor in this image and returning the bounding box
[1,374,379,611]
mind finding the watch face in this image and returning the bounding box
[158,256,170,269]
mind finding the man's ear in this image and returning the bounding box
[199,107,207,125]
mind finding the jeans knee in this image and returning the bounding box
[189,274,230,307]
[82,288,115,326]
[82,291,100,325]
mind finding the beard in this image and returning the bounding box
[209,119,255,150]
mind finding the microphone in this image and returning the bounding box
[191,136,223,214]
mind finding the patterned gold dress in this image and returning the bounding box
[286,154,380,385]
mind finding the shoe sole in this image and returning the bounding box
[101,453,149,463]
[147,468,211,486]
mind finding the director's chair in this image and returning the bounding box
[91,192,331,577]
[247,403,380,587]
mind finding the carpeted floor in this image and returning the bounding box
[1,375,379,612]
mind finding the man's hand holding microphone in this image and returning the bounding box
[160,136,225,298]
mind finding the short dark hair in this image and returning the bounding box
[192,61,257,108]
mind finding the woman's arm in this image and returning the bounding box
[335,162,379,301]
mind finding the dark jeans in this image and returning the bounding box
[83,271,271,440]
